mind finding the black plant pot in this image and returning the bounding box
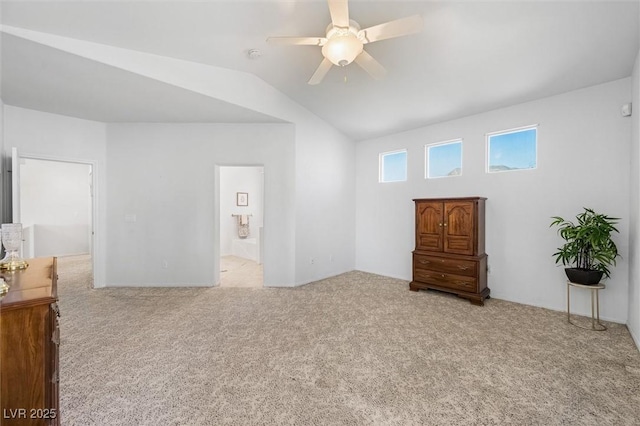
[565,268,604,285]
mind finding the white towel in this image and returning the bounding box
[240,214,249,225]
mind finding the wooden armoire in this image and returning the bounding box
[409,197,489,305]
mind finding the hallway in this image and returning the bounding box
[219,255,262,288]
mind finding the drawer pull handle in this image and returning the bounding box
[457,281,470,287]
[457,265,469,270]
[419,260,430,264]
[438,223,443,227]
[441,274,445,278]
[444,223,448,227]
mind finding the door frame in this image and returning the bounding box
[13,151,98,287]
[214,163,265,287]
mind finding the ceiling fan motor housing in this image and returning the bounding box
[322,20,363,67]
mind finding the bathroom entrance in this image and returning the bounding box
[219,166,264,288]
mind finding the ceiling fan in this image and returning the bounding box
[267,0,423,85]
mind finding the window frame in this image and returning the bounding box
[486,125,538,174]
[425,139,463,179]
[378,149,408,183]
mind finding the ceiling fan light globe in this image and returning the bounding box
[321,35,363,66]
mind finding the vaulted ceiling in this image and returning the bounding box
[1,1,638,141]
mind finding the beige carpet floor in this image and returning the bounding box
[57,255,640,425]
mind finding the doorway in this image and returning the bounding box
[19,157,94,282]
[219,166,264,288]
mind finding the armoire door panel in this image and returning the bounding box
[445,236,474,255]
[416,202,443,251]
[444,202,475,255]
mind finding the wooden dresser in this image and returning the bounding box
[410,197,490,305]
[1,257,60,425]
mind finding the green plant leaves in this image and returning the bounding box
[550,208,620,278]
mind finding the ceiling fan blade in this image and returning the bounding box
[358,15,423,44]
[328,0,349,28]
[354,50,387,80]
[308,58,333,85]
[266,37,327,46]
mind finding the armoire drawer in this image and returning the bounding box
[413,254,477,277]
[413,269,478,292]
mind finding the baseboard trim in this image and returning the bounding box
[628,323,640,352]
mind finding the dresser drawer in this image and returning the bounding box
[413,269,477,292]
[413,254,477,277]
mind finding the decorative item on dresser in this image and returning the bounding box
[1,257,60,425]
[410,197,490,305]
[0,223,29,271]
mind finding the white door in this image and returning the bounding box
[10,147,24,257]
[11,147,20,223]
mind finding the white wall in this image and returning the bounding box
[629,50,640,346]
[2,106,107,285]
[20,158,92,257]
[4,28,357,287]
[105,123,295,287]
[1,106,356,289]
[356,78,632,323]
[294,122,356,285]
[220,166,264,256]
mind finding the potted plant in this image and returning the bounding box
[550,208,620,285]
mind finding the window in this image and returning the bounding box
[379,149,407,182]
[426,140,462,178]
[487,125,537,173]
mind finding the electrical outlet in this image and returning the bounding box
[310,257,315,265]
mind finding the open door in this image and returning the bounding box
[11,147,20,224]
[10,147,23,258]
[10,150,98,286]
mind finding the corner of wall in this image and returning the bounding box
[293,123,357,286]
[629,325,640,352]
[628,47,640,351]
